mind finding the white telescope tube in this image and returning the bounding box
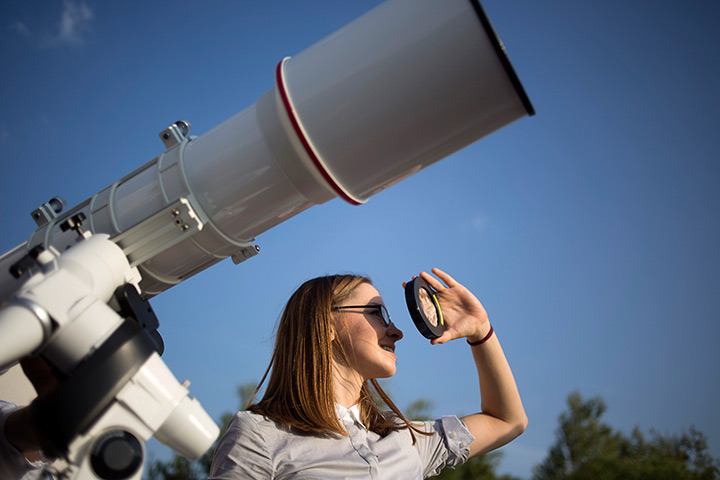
[0,0,533,299]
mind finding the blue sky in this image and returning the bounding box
[1,1,719,478]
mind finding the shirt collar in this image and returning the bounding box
[336,403,366,430]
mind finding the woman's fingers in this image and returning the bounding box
[420,271,446,291]
[430,333,447,345]
[430,329,458,345]
[431,267,460,287]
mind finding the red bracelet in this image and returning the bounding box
[467,325,493,346]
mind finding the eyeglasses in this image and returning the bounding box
[333,304,391,327]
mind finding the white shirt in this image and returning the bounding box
[208,409,474,479]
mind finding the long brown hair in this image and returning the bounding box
[248,274,427,439]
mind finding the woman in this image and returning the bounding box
[209,268,526,479]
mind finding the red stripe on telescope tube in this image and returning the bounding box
[275,59,362,206]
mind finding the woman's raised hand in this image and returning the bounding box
[416,268,491,345]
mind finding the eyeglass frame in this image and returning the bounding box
[332,304,392,327]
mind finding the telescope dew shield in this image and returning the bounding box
[405,277,445,339]
[280,0,534,203]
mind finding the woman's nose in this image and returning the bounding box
[388,322,403,340]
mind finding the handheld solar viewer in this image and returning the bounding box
[405,277,445,339]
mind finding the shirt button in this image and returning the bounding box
[459,442,467,448]
[449,432,457,439]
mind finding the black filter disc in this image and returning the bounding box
[404,277,445,339]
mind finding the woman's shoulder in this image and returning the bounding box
[229,410,280,432]
[230,410,264,426]
[226,410,297,441]
[211,411,277,478]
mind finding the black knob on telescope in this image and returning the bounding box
[59,212,88,236]
[9,245,46,278]
[90,430,143,480]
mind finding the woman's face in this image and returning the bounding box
[333,283,403,381]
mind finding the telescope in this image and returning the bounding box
[0,0,534,478]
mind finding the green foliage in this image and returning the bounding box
[533,390,720,480]
[406,397,435,421]
[436,450,522,480]
[146,455,204,480]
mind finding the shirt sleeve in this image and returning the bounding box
[414,415,475,478]
[208,412,274,480]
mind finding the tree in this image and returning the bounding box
[533,390,720,480]
[436,451,521,480]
